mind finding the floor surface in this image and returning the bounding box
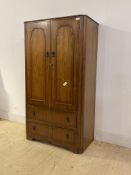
[0,119,131,175]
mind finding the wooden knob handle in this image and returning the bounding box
[32,126,36,131]
[51,51,55,57]
[32,111,36,116]
[66,133,69,139]
[66,117,70,123]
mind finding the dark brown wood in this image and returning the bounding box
[24,14,98,25]
[51,18,80,112]
[81,16,98,151]
[25,21,51,107]
[27,121,52,139]
[27,105,77,129]
[25,15,98,153]
[52,127,75,144]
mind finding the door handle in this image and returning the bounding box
[46,52,56,57]
[51,51,56,57]
[45,51,50,57]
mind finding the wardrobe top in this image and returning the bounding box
[24,14,98,25]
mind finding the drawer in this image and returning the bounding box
[27,122,75,145]
[27,105,48,121]
[52,127,75,144]
[27,105,76,128]
[51,111,76,128]
[27,122,51,139]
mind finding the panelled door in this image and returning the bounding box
[26,21,51,107]
[26,17,80,112]
[51,17,80,112]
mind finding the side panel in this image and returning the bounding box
[25,21,51,107]
[82,17,98,150]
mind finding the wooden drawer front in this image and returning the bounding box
[27,122,51,138]
[27,105,48,121]
[52,127,74,144]
[51,111,76,128]
[27,105,76,128]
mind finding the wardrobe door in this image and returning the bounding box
[25,21,51,107]
[51,17,80,112]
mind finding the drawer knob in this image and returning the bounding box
[66,133,70,139]
[32,111,36,116]
[32,126,36,131]
[66,117,70,123]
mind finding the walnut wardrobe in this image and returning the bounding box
[25,15,98,153]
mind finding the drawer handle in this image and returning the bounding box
[65,133,70,139]
[32,111,36,116]
[66,117,70,123]
[32,126,36,131]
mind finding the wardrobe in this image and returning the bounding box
[25,15,98,153]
